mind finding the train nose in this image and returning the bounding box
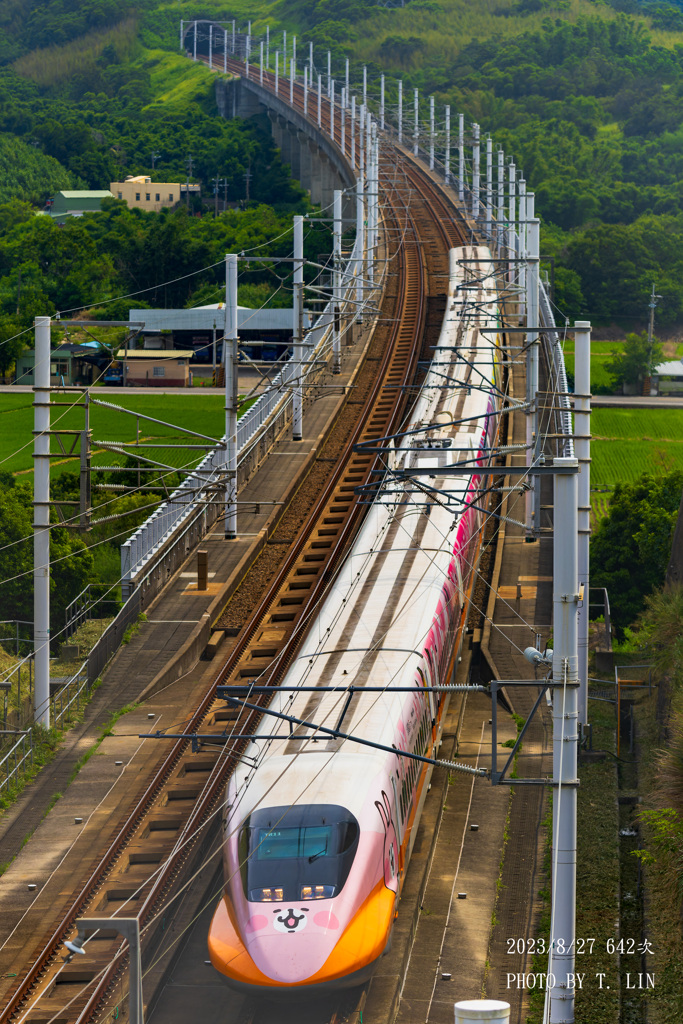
[246,932,333,985]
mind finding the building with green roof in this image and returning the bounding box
[46,190,114,223]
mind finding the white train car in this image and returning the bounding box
[208,246,502,994]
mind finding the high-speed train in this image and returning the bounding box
[208,246,502,994]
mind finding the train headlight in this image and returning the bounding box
[300,884,335,900]
[250,887,284,902]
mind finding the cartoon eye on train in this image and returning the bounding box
[208,247,502,994]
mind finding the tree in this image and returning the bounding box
[0,481,94,636]
[591,470,683,634]
[606,330,663,389]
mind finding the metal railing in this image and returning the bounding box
[64,585,119,639]
[0,731,33,794]
[51,661,89,730]
[120,243,359,593]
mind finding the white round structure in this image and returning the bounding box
[454,999,511,1023]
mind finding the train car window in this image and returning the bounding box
[238,804,359,902]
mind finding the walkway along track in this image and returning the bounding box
[1,81,470,1024]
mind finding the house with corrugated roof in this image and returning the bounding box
[45,190,114,223]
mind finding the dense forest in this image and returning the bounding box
[3,1,683,330]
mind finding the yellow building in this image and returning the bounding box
[110,176,200,212]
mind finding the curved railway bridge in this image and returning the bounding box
[0,48,569,1024]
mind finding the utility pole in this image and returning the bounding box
[34,316,51,728]
[224,255,238,539]
[150,151,160,170]
[647,282,661,376]
[292,216,304,441]
[243,164,252,203]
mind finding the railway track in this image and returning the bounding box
[0,66,469,1024]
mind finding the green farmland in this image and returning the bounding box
[590,407,683,521]
[0,393,230,479]
[562,340,623,395]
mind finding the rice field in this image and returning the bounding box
[0,393,229,478]
[588,407,683,524]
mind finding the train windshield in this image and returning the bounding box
[239,804,359,903]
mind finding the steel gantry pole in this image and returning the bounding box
[445,105,451,184]
[413,88,419,155]
[327,50,331,95]
[356,172,365,321]
[508,161,516,281]
[283,29,287,68]
[486,134,493,240]
[180,18,184,52]
[293,216,304,442]
[526,201,540,538]
[231,19,235,53]
[193,20,197,60]
[518,178,527,322]
[380,74,385,130]
[345,57,350,102]
[351,95,356,166]
[318,73,322,127]
[333,189,342,374]
[310,41,314,75]
[34,316,51,728]
[224,255,238,539]
[304,66,308,116]
[549,455,580,1024]
[458,113,465,204]
[575,321,592,728]
[275,51,279,94]
[363,64,367,110]
[497,147,505,257]
[209,23,213,69]
[341,88,346,153]
[472,123,480,222]
[330,79,335,140]
[290,58,295,104]
[266,24,270,68]
[259,40,263,85]
[429,95,435,170]
[292,34,296,69]
[223,28,227,73]
[398,80,403,143]
[368,123,377,288]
